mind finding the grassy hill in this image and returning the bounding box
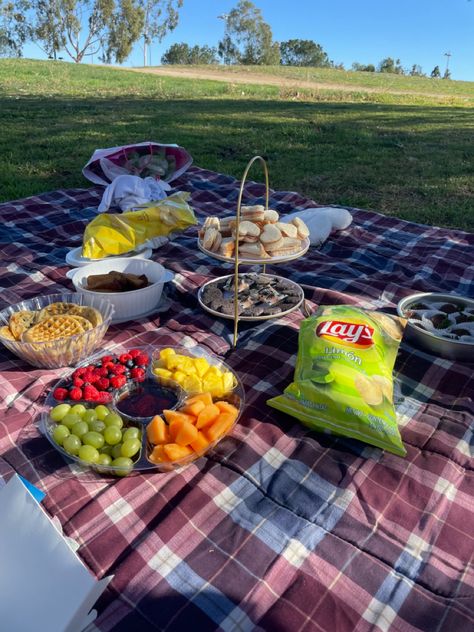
[0,58,473,230]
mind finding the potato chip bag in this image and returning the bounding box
[267,305,407,456]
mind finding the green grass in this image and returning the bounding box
[0,59,473,231]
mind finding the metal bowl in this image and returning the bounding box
[397,292,474,362]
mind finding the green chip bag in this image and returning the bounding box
[267,305,407,456]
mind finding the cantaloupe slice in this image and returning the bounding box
[215,401,239,417]
[146,415,169,444]
[175,421,199,447]
[163,409,195,425]
[190,431,210,453]
[164,443,193,461]
[196,404,220,430]
[205,412,236,442]
[149,445,170,463]
[184,392,213,407]
[180,399,206,417]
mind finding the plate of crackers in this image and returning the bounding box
[197,205,310,264]
[0,293,114,368]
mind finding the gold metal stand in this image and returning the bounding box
[233,156,270,348]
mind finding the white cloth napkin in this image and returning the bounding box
[97,174,172,213]
[282,207,353,246]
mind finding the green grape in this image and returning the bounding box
[82,409,97,424]
[89,420,106,433]
[103,425,122,446]
[52,424,70,446]
[97,453,112,466]
[122,427,140,441]
[50,404,71,422]
[99,444,114,456]
[111,444,124,459]
[82,431,105,450]
[71,421,89,438]
[70,404,87,416]
[63,434,81,455]
[95,405,110,420]
[111,457,133,477]
[121,438,141,458]
[78,444,100,464]
[61,413,82,429]
[104,413,124,428]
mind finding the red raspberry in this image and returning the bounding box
[119,353,132,364]
[73,377,84,388]
[101,355,114,364]
[110,375,127,389]
[53,387,69,401]
[73,367,87,378]
[96,391,112,404]
[103,361,116,371]
[83,384,99,401]
[112,364,126,375]
[135,353,149,366]
[69,387,83,401]
[131,367,146,380]
[129,349,142,358]
[97,377,110,390]
[96,367,108,377]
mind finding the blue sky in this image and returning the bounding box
[23,0,474,81]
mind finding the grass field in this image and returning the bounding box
[0,59,473,231]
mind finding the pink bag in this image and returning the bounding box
[82,142,193,186]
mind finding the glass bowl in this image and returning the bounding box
[0,293,114,368]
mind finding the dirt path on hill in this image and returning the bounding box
[126,66,453,100]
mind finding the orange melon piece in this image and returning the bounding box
[180,399,206,417]
[184,392,213,407]
[149,445,170,463]
[215,401,239,417]
[190,431,210,453]
[164,443,193,462]
[196,404,220,430]
[168,418,186,443]
[146,415,169,445]
[175,421,199,447]
[205,413,236,442]
[163,409,195,425]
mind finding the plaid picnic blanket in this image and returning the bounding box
[0,166,473,632]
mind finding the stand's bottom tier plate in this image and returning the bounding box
[198,273,305,322]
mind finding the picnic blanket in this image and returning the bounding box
[0,166,473,632]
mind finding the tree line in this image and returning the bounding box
[0,0,452,79]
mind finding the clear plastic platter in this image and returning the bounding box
[197,237,310,265]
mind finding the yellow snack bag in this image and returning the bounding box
[267,305,407,456]
[82,192,197,259]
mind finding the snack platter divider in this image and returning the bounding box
[198,156,308,347]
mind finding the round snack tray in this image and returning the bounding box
[198,273,305,322]
[197,237,310,265]
[66,245,152,267]
[40,345,244,475]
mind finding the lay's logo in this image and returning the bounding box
[316,320,374,348]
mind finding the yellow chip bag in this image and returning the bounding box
[267,305,407,456]
[82,192,197,259]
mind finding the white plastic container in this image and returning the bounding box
[67,258,174,323]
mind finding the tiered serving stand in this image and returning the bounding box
[197,156,309,347]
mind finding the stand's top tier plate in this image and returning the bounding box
[197,237,310,265]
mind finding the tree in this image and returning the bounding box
[443,68,451,80]
[161,42,217,65]
[217,0,279,65]
[409,64,425,77]
[103,0,144,64]
[378,57,404,74]
[352,62,375,72]
[0,0,31,56]
[280,39,331,67]
[141,0,182,66]
[431,65,441,78]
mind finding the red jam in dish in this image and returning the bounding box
[116,381,179,419]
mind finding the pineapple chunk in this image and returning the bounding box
[160,348,176,360]
[183,374,202,393]
[154,367,173,380]
[172,370,187,384]
[193,357,210,377]
[222,371,235,392]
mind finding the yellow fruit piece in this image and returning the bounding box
[206,365,222,377]
[160,348,176,360]
[222,371,235,392]
[154,368,173,380]
[193,357,210,377]
[172,370,187,384]
[166,355,182,370]
[183,374,202,393]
